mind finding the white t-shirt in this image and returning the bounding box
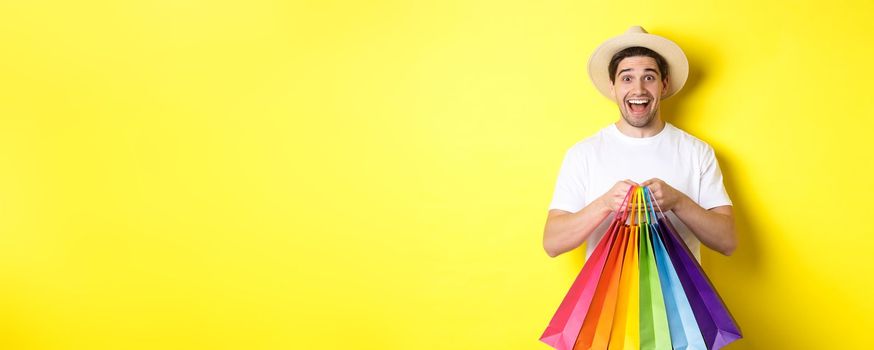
[548,122,732,261]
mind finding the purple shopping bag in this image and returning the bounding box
[649,189,742,349]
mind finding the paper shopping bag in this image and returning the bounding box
[607,224,640,350]
[657,217,743,349]
[647,188,742,349]
[540,188,636,350]
[584,188,640,350]
[638,190,672,349]
[539,220,621,350]
[573,225,628,350]
[651,220,706,350]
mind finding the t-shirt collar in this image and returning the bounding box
[607,122,672,145]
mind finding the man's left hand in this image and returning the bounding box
[641,178,690,212]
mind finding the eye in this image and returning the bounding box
[622,76,631,82]
[644,75,655,81]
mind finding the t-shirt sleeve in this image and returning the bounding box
[548,147,587,213]
[698,146,733,210]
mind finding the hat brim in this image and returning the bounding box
[587,32,689,100]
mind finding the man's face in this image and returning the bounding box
[610,56,669,128]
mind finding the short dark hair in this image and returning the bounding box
[608,46,669,83]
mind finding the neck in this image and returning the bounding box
[615,117,666,138]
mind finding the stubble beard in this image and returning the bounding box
[620,108,657,128]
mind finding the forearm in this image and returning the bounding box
[543,203,612,258]
[672,197,736,256]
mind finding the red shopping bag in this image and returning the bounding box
[540,189,634,350]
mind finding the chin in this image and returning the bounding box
[624,115,654,128]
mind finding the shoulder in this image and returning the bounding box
[564,125,611,157]
[666,123,715,155]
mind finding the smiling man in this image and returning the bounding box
[542,26,736,261]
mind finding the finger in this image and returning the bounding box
[624,179,640,186]
[618,182,633,193]
[641,178,660,187]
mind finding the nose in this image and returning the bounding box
[633,78,646,94]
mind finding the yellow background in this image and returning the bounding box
[1,1,872,349]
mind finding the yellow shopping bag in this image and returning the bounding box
[608,191,641,349]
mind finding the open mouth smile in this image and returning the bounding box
[626,98,652,114]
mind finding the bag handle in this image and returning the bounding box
[628,185,642,226]
[638,186,649,225]
[641,186,654,224]
[617,185,636,223]
[644,187,665,220]
[634,187,646,226]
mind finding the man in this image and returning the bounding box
[542,26,736,261]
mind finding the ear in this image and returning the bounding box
[661,76,670,96]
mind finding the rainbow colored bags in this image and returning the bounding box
[540,187,742,350]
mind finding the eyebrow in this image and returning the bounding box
[618,68,661,76]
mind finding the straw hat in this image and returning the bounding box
[587,26,689,100]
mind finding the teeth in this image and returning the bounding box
[628,99,649,104]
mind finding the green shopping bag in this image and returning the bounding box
[637,187,672,349]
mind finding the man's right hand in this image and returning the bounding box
[596,180,639,213]
[543,179,638,258]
